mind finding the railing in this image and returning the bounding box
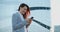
[30,7,51,30]
[31,17,51,30]
[30,7,50,10]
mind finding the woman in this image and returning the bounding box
[12,3,32,32]
[18,3,32,31]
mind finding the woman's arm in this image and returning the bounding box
[12,14,28,30]
[26,18,32,28]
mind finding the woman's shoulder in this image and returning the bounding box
[12,12,19,16]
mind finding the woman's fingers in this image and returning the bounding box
[26,18,32,24]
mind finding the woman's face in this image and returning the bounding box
[20,6,27,15]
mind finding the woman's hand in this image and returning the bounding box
[26,18,32,24]
[26,18,32,28]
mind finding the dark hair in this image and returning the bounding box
[18,3,29,11]
[18,3,30,19]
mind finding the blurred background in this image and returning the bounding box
[0,0,51,32]
[54,25,60,32]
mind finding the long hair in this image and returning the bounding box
[18,3,30,19]
[23,6,30,19]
